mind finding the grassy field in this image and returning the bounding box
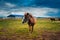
[0,18,60,40]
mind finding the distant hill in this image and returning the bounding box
[7,14,24,18]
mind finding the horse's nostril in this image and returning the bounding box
[22,22,24,24]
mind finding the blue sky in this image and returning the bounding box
[0,0,60,17]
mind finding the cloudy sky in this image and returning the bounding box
[0,0,60,17]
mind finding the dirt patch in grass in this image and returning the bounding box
[0,31,60,40]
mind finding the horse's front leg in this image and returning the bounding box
[29,25,34,33]
[29,25,31,33]
[31,23,35,33]
[31,26,34,33]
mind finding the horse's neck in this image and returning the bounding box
[28,15,36,23]
[29,17,34,22]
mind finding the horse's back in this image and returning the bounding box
[33,17,36,23]
[30,17,37,24]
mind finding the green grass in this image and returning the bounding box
[0,18,60,40]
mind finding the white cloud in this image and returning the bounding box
[11,12,25,15]
[5,3,16,7]
[11,7,59,17]
[0,7,59,17]
[0,10,10,16]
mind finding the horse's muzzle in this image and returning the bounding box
[22,21,24,24]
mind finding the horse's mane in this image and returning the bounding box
[24,13,33,18]
[29,14,33,18]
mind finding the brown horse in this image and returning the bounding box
[22,13,36,33]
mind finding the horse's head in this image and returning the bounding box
[22,13,30,23]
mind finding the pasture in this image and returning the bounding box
[0,18,60,40]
